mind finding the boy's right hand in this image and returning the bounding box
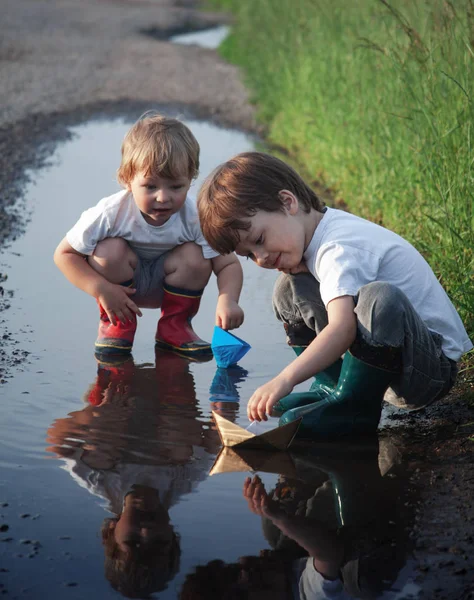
[97,282,142,325]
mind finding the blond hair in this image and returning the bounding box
[198,152,324,255]
[117,112,200,185]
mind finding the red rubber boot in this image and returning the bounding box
[94,280,137,356]
[155,284,212,357]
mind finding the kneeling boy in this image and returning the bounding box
[197,152,472,437]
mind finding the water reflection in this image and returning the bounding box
[171,25,230,50]
[43,348,417,599]
[46,350,219,597]
[209,365,248,422]
[182,439,417,599]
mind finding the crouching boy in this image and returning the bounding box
[197,152,472,437]
[54,113,244,359]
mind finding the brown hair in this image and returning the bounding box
[197,152,324,254]
[117,112,200,185]
[101,517,181,598]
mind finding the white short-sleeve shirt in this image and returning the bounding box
[66,189,219,261]
[303,208,472,361]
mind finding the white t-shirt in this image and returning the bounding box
[61,445,214,515]
[294,558,354,600]
[303,208,472,361]
[66,189,219,261]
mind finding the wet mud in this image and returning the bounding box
[0,0,473,598]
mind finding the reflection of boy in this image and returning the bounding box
[181,440,409,600]
[47,356,216,597]
[198,152,472,435]
[49,419,214,597]
[54,113,244,359]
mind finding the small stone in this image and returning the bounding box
[0,525,8,532]
[19,514,30,519]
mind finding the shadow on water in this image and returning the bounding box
[0,113,422,598]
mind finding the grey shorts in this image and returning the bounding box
[133,252,168,309]
[272,273,458,411]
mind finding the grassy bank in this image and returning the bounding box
[208,0,474,357]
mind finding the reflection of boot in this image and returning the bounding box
[94,280,137,356]
[280,352,397,438]
[87,355,135,406]
[293,440,381,528]
[273,346,342,415]
[154,347,197,406]
[155,284,212,357]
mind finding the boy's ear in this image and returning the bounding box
[278,190,299,215]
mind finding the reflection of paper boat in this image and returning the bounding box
[209,446,298,478]
[212,411,301,450]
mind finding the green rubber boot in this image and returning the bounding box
[279,352,395,438]
[272,347,342,415]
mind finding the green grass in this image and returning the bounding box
[207,0,474,359]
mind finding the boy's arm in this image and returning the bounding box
[247,295,357,421]
[211,253,244,330]
[53,237,141,324]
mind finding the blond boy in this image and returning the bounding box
[54,113,244,358]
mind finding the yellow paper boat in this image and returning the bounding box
[209,446,298,478]
[212,411,301,451]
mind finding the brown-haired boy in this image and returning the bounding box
[54,113,244,358]
[198,152,472,437]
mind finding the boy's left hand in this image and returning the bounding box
[216,296,244,330]
[247,374,293,421]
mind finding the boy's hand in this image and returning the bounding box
[247,374,293,421]
[97,282,142,325]
[216,296,244,330]
[243,475,286,521]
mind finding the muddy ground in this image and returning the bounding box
[0,0,473,597]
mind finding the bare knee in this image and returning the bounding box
[88,238,137,282]
[164,243,212,289]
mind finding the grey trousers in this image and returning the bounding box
[272,273,458,410]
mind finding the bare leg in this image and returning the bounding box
[88,238,138,356]
[88,238,137,283]
[156,243,213,357]
[163,242,212,290]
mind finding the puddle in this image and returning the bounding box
[0,115,421,598]
[171,25,230,50]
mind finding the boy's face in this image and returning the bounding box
[234,193,308,271]
[128,170,191,226]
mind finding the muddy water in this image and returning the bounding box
[171,25,230,49]
[0,116,420,599]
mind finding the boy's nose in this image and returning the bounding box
[254,250,269,266]
[155,189,168,203]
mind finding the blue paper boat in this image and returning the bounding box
[211,326,251,368]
